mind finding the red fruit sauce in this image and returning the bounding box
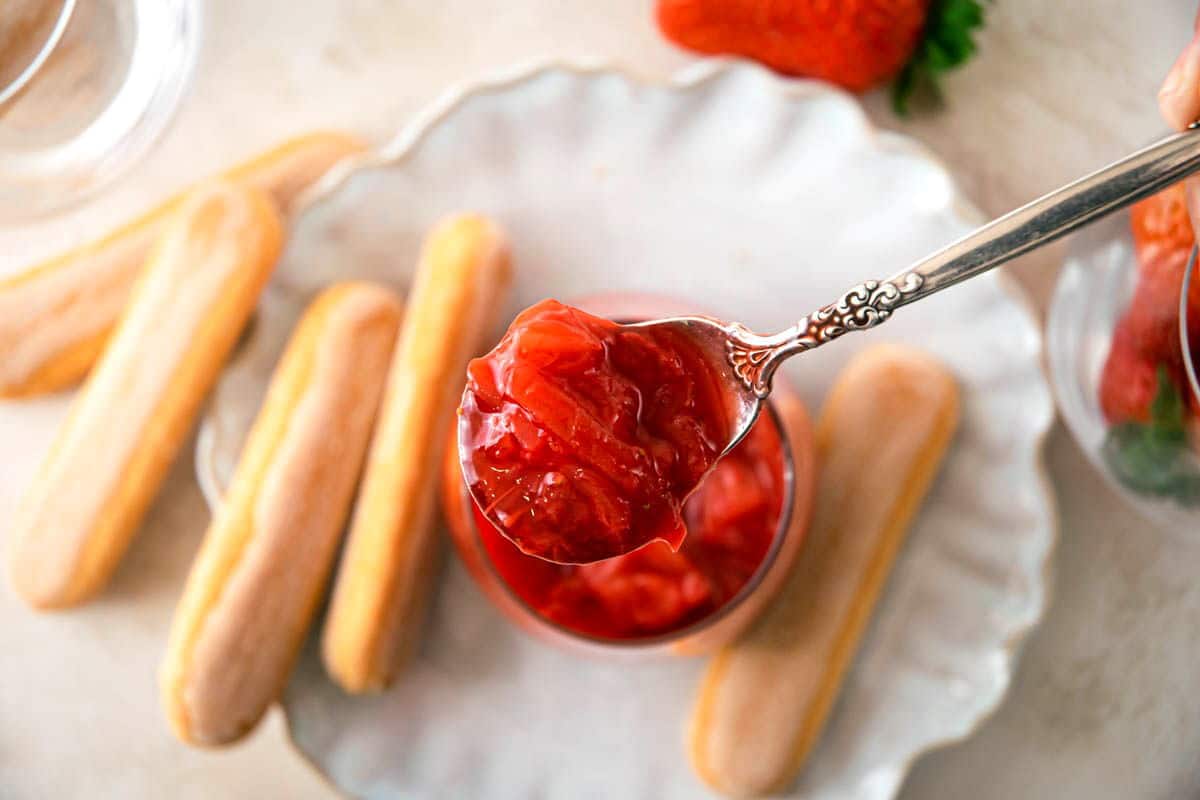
[458,299,735,564]
[472,412,786,639]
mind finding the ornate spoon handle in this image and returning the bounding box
[731,127,1200,397]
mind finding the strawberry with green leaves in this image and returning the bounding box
[1113,185,1200,379]
[1098,179,1200,503]
[1103,367,1200,505]
[655,0,987,113]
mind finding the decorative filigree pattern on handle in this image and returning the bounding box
[728,272,924,396]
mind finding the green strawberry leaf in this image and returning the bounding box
[1101,368,1200,505]
[892,0,988,116]
[1150,365,1187,428]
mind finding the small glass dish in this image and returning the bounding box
[0,0,200,221]
[440,293,816,657]
[1048,209,1200,526]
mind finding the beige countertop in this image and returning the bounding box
[2,1,1198,797]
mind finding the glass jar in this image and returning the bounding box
[0,0,199,220]
[440,293,816,657]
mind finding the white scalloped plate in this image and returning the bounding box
[196,61,1055,800]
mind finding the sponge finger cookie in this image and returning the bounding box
[687,344,960,797]
[0,131,363,399]
[8,180,283,610]
[161,282,402,746]
[322,214,512,693]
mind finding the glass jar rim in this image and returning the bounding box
[1182,244,1200,406]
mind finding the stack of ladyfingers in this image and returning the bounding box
[3,129,511,745]
[5,132,368,608]
[159,214,510,744]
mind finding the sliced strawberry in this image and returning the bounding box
[1100,320,1164,424]
[1131,183,1195,260]
[1126,247,1200,366]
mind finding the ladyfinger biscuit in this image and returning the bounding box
[322,214,512,693]
[8,181,283,610]
[688,344,960,797]
[669,388,819,657]
[0,131,364,399]
[161,282,402,746]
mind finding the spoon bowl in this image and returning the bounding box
[624,314,765,455]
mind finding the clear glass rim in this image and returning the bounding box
[1182,244,1200,406]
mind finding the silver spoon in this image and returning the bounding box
[627,127,1200,455]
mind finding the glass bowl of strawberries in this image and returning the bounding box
[1049,181,1200,521]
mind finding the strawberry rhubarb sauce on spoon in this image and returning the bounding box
[459,129,1200,565]
[457,299,736,564]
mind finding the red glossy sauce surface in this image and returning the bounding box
[458,299,733,564]
[473,413,786,639]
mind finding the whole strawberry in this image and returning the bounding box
[655,0,986,113]
[1124,246,1200,368]
[1099,319,1165,425]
